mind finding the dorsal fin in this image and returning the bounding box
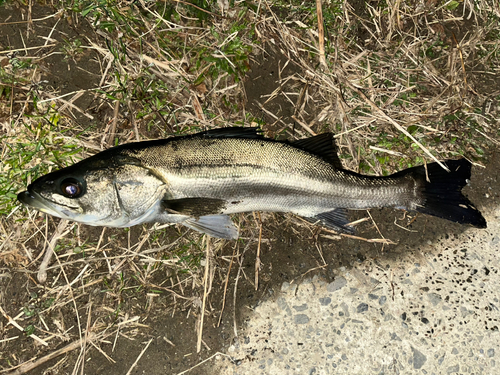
[199,127,264,139]
[292,133,342,169]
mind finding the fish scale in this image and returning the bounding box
[124,137,413,207]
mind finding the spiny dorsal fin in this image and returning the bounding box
[292,133,342,169]
[199,127,264,139]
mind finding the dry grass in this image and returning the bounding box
[255,0,499,170]
[0,0,499,373]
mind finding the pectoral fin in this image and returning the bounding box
[183,215,239,239]
[162,198,227,217]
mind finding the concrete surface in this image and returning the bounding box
[212,207,500,374]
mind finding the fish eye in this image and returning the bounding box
[60,178,83,198]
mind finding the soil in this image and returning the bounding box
[0,4,102,128]
[0,3,498,375]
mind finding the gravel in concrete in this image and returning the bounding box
[214,205,500,374]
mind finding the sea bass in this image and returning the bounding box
[17,127,486,238]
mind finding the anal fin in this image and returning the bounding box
[311,208,354,234]
[183,215,239,239]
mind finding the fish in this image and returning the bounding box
[17,127,486,239]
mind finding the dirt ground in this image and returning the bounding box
[0,2,499,375]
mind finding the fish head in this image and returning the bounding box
[17,153,166,227]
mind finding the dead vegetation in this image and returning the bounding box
[0,0,499,373]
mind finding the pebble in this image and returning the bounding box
[427,293,442,306]
[294,314,310,324]
[412,347,427,369]
[319,297,331,306]
[356,303,369,313]
[327,277,347,292]
[293,304,308,312]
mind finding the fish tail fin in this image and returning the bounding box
[394,159,486,228]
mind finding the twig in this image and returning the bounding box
[296,264,328,281]
[128,100,140,141]
[8,334,98,375]
[75,301,93,375]
[89,341,116,363]
[163,336,176,347]
[0,336,18,343]
[42,91,94,120]
[0,305,48,347]
[393,217,418,232]
[51,235,85,368]
[369,146,407,157]
[175,352,233,375]
[37,86,113,105]
[197,236,211,353]
[0,44,56,54]
[217,244,237,327]
[366,210,387,252]
[254,212,263,291]
[125,338,153,375]
[291,115,316,136]
[1,11,61,25]
[192,94,205,122]
[256,102,289,128]
[38,219,71,283]
[233,242,251,338]
[140,54,184,77]
[366,210,386,241]
[451,32,469,91]
[314,241,327,267]
[340,233,396,245]
[316,0,327,68]
[107,99,120,146]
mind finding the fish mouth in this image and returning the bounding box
[17,189,80,218]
